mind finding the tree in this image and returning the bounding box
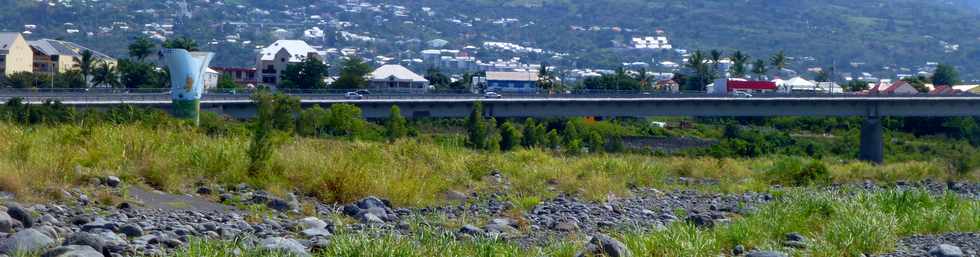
[91,61,121,88]
[332,57,371,89]
[128,36,156,61]
[902,76,930,93]
[385,105,408,141]
[247,91,279,175]
[729,51,750,78]
[684,50,713,91]
[844,80,870,92]
[751,59,768,79]
[814,69,831,82]
[297,105,330,137]
[465,102,489,149]
[709,49,723,76]
[770,51,788,73]
[932,64,960,86]
[324,103,368,137]
[1,72,39,88]
[425,68,452,89]
[537,63,561,93]
[546,129,561,149]
[79,50,95,87]
[163,37,199,51]
[521,118,541,147]
[500,121,522,151]
[280,58,329,89]
[217,74,241,90]
[54,70,86,88]
[118,59,164,89]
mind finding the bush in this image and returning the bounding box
[500,121,522,151]
[297,105,330,137]
[386,105,408,141]
[767,157,831,186]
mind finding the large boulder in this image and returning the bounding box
[0,212,14,233]
[929,244,964,257]
[63,232,106,254]
[259,237,310,257]
[296,217,328,231]
[6,203,33,228]
[576,234,631,257]
[0,228,56,254]
[41,245,104,257]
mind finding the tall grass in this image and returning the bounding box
[624,189,980,257]
[0,123,975,206]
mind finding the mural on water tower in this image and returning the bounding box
[160,48,214,125]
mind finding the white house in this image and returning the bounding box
[368,64,430,93]
[255,40,323,86]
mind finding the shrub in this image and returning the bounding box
[296,105,330,137]
[500,121,522,151]
[767,157,831,186]
[386,105,408,141]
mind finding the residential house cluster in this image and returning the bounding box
[0,32,115,79]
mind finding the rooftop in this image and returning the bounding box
[486,71,538,82]
[260,40,319,62]
[370,64,428,82]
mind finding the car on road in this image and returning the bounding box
[355,89,371,95]
[484,92,502,99]
[345,92,364,99]
[733,91,753,98]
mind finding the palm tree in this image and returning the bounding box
[128,36,156,61]
[91,61,121,88]
[685,50,712,91]
[770,51,788,75]
[751,59,768,80]
[78,50,94,87]
[709,49,723,76]
[163,37,199,51]
[729,51,750,78]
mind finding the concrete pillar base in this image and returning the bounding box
[859,117,884,164]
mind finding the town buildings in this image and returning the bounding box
[256,40,324,86]
[0,33,33,77]
[29,39,116,76]
[368,64,430,93]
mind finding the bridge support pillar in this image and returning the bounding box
[859,117,884,164]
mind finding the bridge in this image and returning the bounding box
[7,91,980,164]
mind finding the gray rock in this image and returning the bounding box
[929,244,964,257]
[459,224,485,236]
[6,203,33,228]
[266,198,292,212]
[576,234,631,257]
[41,245,104,257]
[196,187,212,195]
[785,232,806,242]
[105,176,121,188]
[300,228,331,238]
[445,190,468,201]
[0,228,56,254]
[360,213,384,224]
[119,225,143,238]
[746,251,788,257]
[63,232,106,254]
[733,245,745,255]
[0,212,13,233]
[554,221,580,232]
[296,217,327,231]
[685,214,714,228]
[259,237,310,257]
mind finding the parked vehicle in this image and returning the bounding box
[733,91,753,98]
[345,92,364,99]
[484,92,502,99]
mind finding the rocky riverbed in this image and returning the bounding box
[0,175,977,257]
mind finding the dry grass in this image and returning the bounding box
[0,123,975,207]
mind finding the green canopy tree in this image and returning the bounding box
[770,51,788,74]
[280,58,329,89]
[385,105,408,141]
[932,64,960,86]
[332,57,371,89]
[751,59,768,79]
[128,36,156,61]
[163,37,199,51]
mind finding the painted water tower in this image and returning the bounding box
[160,48,214,124]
